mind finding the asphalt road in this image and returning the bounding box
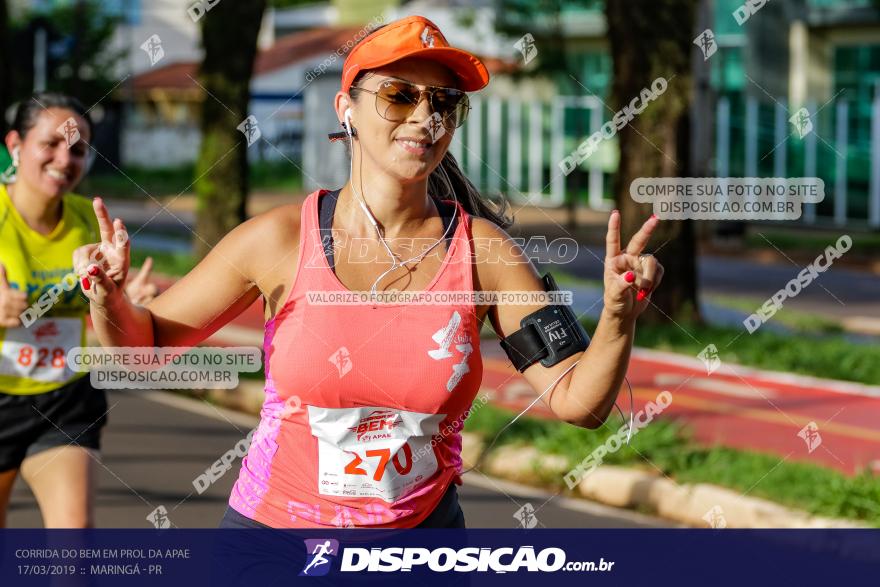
[7,389,670,529]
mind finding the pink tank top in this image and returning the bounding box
[228,189,484,528]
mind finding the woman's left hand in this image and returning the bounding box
[602,210,664,321]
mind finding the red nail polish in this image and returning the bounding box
[612,209,619,215]
[637,288,650,301]
[82,277,91,291]
[650,214,658,220]
[624,271,635,283]
[88,265,99,276]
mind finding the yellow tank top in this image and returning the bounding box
[0,184,98,394]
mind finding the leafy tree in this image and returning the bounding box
[193,0,267,257]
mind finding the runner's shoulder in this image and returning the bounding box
[224,200,303,268]
[470,215,509,242]
[471,216,527,266]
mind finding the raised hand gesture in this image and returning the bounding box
[72,197,131,307]
[0,264,29,328]
[603,210,664,320]
[125,257,159,305]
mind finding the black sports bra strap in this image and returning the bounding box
[318,189,342,269]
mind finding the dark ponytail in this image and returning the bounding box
[426,150,513,229]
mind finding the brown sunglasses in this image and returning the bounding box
[350,76,471,130]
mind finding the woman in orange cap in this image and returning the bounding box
[76,15,663,529]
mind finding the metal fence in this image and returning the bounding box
[716,93,880,228]
[451,93,880,230]
[449,94,610,210]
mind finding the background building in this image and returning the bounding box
[5,0,879,228]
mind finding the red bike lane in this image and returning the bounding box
[480,345,880,475]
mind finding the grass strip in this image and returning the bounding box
[745,230,880,257]
[702,294,845,334]
[581,317,880,386]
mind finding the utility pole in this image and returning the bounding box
[33,27,47,92]
[691,0,714,178]
[691,0,715,242]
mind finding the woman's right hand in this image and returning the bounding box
[73,197,131,307]
[0,264,29,328]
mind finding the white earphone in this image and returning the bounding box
[11,147,20,166]
[343,108,353,136]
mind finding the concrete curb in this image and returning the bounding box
[482,444,569,485]
[460,433,868,529]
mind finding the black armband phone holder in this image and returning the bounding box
[499,273,590,372]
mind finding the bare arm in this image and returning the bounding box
[75,198,297,350]
[476,213,663,429]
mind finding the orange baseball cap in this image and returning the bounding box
[341,15,490,93]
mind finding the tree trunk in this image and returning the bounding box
[0,0,9,136]
[194,0,267,258]
[604,0,701,323]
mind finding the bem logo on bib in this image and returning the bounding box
[34,321,61,343]
[349,410,401,442]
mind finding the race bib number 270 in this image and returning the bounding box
[308,406,445,503]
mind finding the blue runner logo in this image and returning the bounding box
[299,539,339,577]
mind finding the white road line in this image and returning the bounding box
[653,374,779,399]
[634,347,880,398]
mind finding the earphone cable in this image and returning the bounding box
[344,114,458,298]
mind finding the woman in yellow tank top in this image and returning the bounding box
[0,94,157,528]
